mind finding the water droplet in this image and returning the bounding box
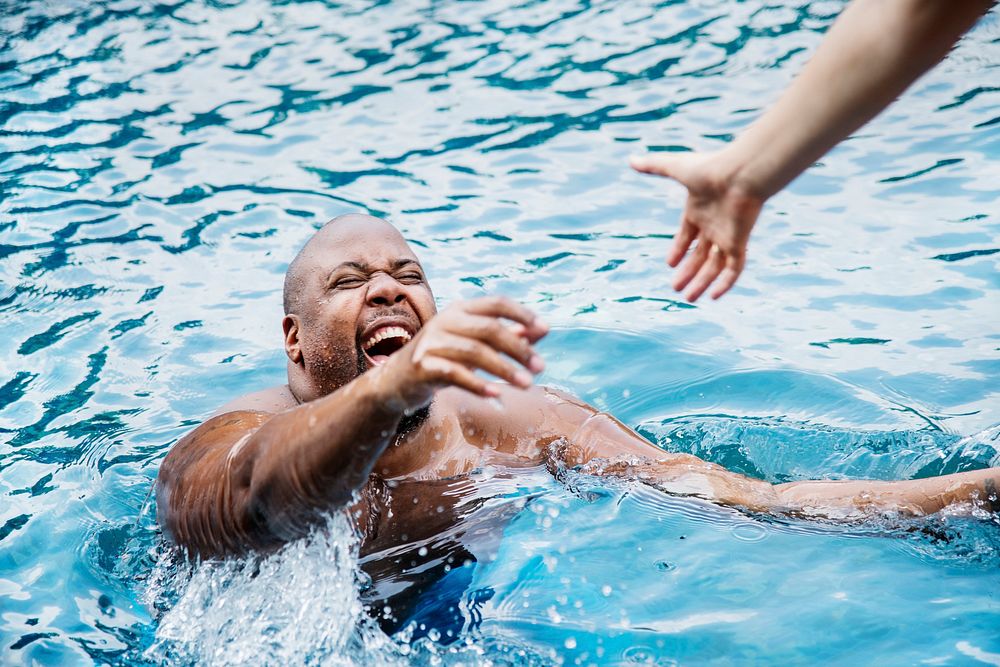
[654,560,675,572]
[730,523,768,542]
[623,645,657,663]
[565,637,577,649]
[601,584,612,596]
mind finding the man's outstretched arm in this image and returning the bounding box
[574,410,1000,517]
[631,0,993,301]
[774,470,1000,518]
[492,389,1000,519]
[156,374,409,558]
[157,298,547,559]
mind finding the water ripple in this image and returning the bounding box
[1,0,998,662]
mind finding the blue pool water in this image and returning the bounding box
[2,0,999,664]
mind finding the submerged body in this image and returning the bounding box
[156,214,1000,631]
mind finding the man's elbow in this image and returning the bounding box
[242,460,354,546]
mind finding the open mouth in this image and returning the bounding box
[361,325,413,366]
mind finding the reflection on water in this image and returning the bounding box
[1,0,998,663]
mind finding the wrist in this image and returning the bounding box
[715,142,775,202]
[368,353,434,414]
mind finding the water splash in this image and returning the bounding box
[144,513,400,666]
[2,0,998,661]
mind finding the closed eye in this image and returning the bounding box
[397,272,423,284]
[333,276,365,289]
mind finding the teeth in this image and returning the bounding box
[363,326,412,351]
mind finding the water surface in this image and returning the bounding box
[1,0,999,664]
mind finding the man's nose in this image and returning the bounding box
[366,273,407,306]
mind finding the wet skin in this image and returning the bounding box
[157,215,1000,623]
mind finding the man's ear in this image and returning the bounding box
[282,315,303,364]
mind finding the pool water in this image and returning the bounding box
[1,0,999,664]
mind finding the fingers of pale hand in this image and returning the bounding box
[684,246,726,302]
[431,334,533,388]
[629,153,695,182]
[709,255,745,300]
[420,355,497,397]
[672,240,711,292]
[629,154,672,177]
[666,218,698,268]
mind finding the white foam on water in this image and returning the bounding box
[143,513,403,667]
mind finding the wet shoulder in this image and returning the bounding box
[442,384,585,429]
[160,410,271,479]
[212,384,298,416]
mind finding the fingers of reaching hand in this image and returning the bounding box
[672,240,711,293]
[629,154,671,177]
[673,245,744,302]
[684,246,726,302]
[629,153,694,181]
[452,314,544,373]
[463,296,548,343]
[419,355,498,398]
[666,219,697,268]
[431,334,534,389]
[708,254,744,300]
[420,297,546,395]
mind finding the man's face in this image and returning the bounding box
[288,218,437,394]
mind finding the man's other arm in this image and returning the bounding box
[492,387,1000,518]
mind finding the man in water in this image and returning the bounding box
[157,213,999,630]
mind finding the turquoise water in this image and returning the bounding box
[2,0,999,663]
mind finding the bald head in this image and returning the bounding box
[279,212,435,401]
[283,213,409,315]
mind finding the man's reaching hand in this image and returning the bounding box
[383,297,548,408]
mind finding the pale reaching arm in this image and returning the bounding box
[631,0,993,302]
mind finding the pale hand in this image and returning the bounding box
[630,152,765,301]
